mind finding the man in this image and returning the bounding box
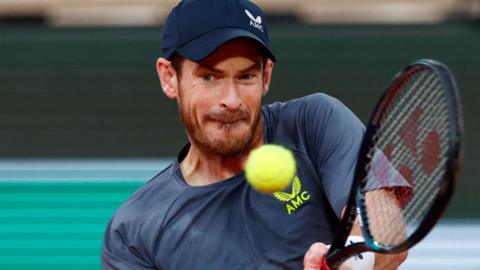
[102,0,406,269]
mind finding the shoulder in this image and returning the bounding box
[263,93,362,139]
[264,92,337,111]
[263,93,352,123]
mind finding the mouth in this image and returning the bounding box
[214,119,243,124]
[207,112,248,126]
[211,119,244,129]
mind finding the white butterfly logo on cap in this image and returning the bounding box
[245,9,264,32]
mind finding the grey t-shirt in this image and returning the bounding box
[101,93,365,270]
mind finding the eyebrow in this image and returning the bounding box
[239,62,262,73]
[195,62,262,74]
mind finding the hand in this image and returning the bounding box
[303,243,354,270]
[303,242,330,270]
[303,242,407,270]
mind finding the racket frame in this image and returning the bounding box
[326,59,463,268]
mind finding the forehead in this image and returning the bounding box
[197,38,264,68]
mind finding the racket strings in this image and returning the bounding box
[398,74,449,211]
[403,88,449,185]
[383,70,448,226]
[363,68,452,246]
[387,77,448,197]
[368,71,439,176]
[367,72,435,159]
[374,71,434,144]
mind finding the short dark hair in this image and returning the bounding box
[170,53,185,79]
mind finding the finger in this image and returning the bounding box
[304,242,329,270]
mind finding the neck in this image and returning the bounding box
[180,122,264,186]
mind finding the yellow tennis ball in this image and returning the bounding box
[245,144,296,193]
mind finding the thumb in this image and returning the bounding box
[304,243,329,270]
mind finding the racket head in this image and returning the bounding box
[358,59,462,253]
[326,59,462,269]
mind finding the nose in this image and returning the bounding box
[220,81,242,111]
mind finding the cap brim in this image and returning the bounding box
[176,28,276,62]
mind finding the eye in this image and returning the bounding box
[202,74,214,81]
[240,74,255,80]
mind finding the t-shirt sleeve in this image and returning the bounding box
[101,218,156,270]
[303,94,365,217]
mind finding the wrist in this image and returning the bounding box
[342,236,375,270]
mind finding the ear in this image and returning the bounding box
[156,57,179,99]
[262,59,274,95]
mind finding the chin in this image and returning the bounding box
[207,140,250,156]
[203,127,254,156]
[208,121,247,135]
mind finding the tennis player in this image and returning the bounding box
[102,0,406,269]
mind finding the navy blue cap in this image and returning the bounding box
[162,0,276,62]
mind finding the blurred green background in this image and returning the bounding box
[1,23,479,218]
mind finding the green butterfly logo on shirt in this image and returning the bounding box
[273,176,311,215]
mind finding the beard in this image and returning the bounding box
[178,92,263,157]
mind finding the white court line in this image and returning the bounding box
[399,221,480,270]
[413,242,480,249]
[404,258,480,267]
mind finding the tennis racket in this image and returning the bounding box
[323,59,463,269]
